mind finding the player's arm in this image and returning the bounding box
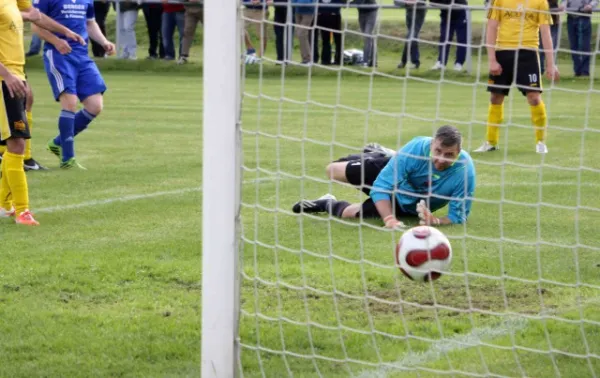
[87,19,115,55]
[418,166,476,226]
[370,146,416,229]
[486,0,502,75]
[31,23,73,54]
[22,8,85,45]
[539,1,560,80]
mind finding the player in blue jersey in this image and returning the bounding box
[32,0,115,169]
[292,125,476,228]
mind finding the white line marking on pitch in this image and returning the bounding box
[34,177,279,214]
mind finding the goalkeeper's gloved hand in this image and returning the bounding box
[417,200,440,226]
[383,215,406,230]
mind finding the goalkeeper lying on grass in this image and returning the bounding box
[292,125,476,228]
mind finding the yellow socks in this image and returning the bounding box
[486,103,504,146]
[24,111,32,160]
[530,101,547,143]
[3,151,28,214]
[0,157,11,210]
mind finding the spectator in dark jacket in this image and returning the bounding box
[273,0,291,62]
[142,2,165,59]
[431,0,468,71]
[313,0,345,65]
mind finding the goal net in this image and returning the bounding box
[203,1,600,377]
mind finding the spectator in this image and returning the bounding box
[142,2,165,59]
[313,0,345,65]
[162,2,185,60]
[92,0,111,58]
[113,0,140,60]
[397,0,427,69]
[179,0,203,64]
[243,0,271,58]
[273,0,291,63]
[431,0,468,71]
[540,0,560,74]
[353,0,378,67]
[560,0,595,76]
[293,0,316,64]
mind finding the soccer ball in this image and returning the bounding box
[395,226,452,282]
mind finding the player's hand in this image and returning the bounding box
[545,65,559,81]
[489,60,502,76]
[383,215,406,230]
[103,41,116,56]
[53,39,72,55]
[65,31,86,46]
[417,200,440,226]
[3,73,26,99]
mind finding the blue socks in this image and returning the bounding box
[58,110,75,162]
[54,109,97,161]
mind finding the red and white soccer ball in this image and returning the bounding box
[395,226,453,282]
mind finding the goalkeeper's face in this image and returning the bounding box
[431,139,460,171]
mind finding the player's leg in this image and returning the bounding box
[42,49,78,166]
[474,50,512,152]
[23,84,47,171]
[516,50,547,153]
[74,59,106,137]
[0,81,38,225]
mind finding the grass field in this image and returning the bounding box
[238,71,600,377]
[3,16,600,377]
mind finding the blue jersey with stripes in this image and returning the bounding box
[33,0,94,55]
[370,136,476,224]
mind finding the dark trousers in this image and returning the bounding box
[567,16,592,76]
[142,4,165,58]
[313,12,342,65]
[539,23,559,74]
[401,7,427,67]
[273,7,289,61]
[437,10,467,65]
[91,2,110,57]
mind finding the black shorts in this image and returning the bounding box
[0,81,30,143]
[487,49,542,96]
[335,152,412,219]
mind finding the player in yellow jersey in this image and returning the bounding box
[474,0,560,154]
[0,0,84,225]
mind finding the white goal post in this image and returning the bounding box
[201,1,241,377]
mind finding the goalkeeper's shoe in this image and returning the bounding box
[293,193,336,214]
[60,158,87,170]
[24,158,48,171]
[536,142,548,154]
[363,143,396,157]
[0,207,15,218]
[473,141,498,152]
[16,210,39,226]
[46,139,62,160]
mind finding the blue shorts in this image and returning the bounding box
[43,48,107,102]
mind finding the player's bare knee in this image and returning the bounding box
[59,94,78,113]
[490,93,505,105]
[341,203,360,218]
[6,138,25,155]
[526,92,541,106]
[326,162,348,183]
[83,95,103,115]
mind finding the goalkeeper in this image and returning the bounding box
[292,125,476,228]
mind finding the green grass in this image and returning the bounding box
[6,14,600,376]
[238,73,600,377]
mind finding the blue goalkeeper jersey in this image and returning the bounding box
[370,136,476,224]
[34,0,94,55]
